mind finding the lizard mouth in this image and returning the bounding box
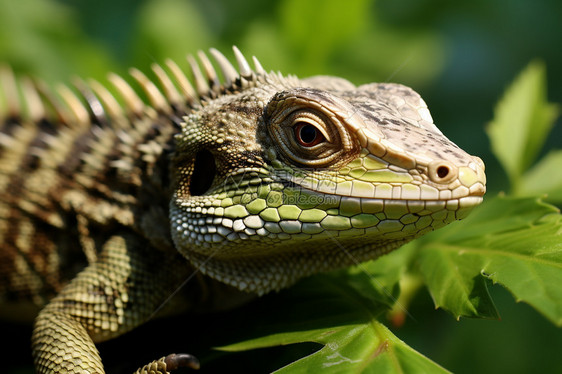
[467,183,486,197]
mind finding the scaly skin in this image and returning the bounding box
[0,47,485,373]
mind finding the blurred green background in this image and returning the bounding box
[1,0,561,373]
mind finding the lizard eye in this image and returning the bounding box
[265,89,360,168]
[294,122,325,147]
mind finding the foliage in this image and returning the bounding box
[486,61,560,196]
[486,61,562,203]
[214,63,562,373]
[221,272,451,374]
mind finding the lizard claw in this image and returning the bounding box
[164,353,200,371]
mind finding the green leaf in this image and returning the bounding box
[486,61,559,189]
[219,271,449,373]
[416,195,562,325]
[348,243,418,306]
[518,150,562,202]
[418,245,500,320]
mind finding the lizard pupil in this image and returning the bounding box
[294,122,323,146]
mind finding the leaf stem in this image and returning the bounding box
[386,272,424,327]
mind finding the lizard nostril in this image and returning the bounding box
[437,165,450,178]
[437,165,450,179]
[428,161,457,183]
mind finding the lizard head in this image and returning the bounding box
[169,47,486,294]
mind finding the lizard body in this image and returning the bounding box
[0,47,486,373]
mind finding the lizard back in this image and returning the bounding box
[0,63,181,315]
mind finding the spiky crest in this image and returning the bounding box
[0,46,268,131]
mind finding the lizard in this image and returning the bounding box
[0,46,486,373]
